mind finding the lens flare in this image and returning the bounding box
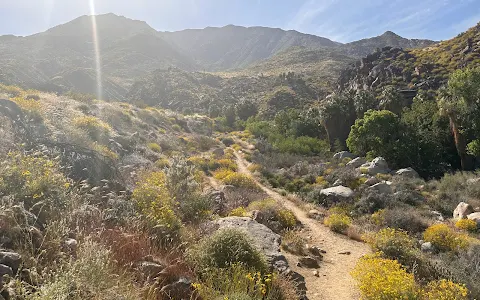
[89,0,102,100]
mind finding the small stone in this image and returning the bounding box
[298,256,320,268]
[0,252,21,273]
[64,238,78,253]
[338,251,351,255]
[307,245,325,258]
[421,242,434,253]
[313,270,320,277]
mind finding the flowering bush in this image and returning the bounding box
[247,199,297,232]
[365,228,415,262]
[73,116,111,142]
[455,219,478,233]
[423,224,469,252]
[132,171,181,239]
[351,253,418,300]
[421,279,469,300]
[324,213,351,233]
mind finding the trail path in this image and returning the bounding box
[233,151,369,300]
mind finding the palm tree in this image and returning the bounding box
[438,68,480,170]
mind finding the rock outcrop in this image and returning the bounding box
[453,202,474,220]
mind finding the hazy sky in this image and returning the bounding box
[0,0,479,42]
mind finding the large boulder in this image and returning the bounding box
[213,217,307,299]
[333,151,356,160]
[395,167,419,178]
[368,181,393,194]
[320,186,354,203]
[453,202,474,219]
[346,157,367,168]
[467,212,480,228]
[0,251,21,273]
[366,157,391,175]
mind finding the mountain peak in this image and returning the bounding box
[381,31,400,38]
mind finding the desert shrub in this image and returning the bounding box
[92,143,119,160]
[421,279,468,300]
[378,208,428,234]
[365,228,415,263]
[222,173,258,190]
[155,157,170,168]
[213,168,236,181]
[327,167,363,189]
[315,176,328,187]
[354,191,389,215]
[324,213,351,233]
[351,253,418,300]
[0,152,71,222]
[188,228,267,273]
[217,158,237,171]
[223,187,268,214]
[73,116,111,142]
[191,135,218,151]
[455,219,478,233]
[221,137,235,147]
[248,199,297,232]
[34,238,140,299]
[232,143,242,151]
[423,224,469,252]
[229,207,247,217]
[281,230,306,255]
[428,172,480,215]
[147,142,162,153]
[193,264,296,300]
[11,96,43,121]
[132,171,182,241]
[64,91,95,103]
[247,163,262,173]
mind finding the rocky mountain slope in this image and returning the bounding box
[0,13,434,101]
[337,23,480,95]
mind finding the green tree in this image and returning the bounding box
[438,68,480,170]
[347,110,415,169]
[235,99,258,121]
[354,90,377,118]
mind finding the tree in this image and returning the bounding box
[235,99,258,121]
[223,105,236,127]
[354,90,377,118]
[438,68,480,170]
[347,110,416,169]
[319,92,356,150]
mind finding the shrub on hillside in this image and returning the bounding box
[193,264,297,300]
[248,199,297,233]
[222,173,258,190]
[423,224,469,252]
[455,219,478,233]
[188,228,267,273]
[0,152,71,222]
[132,171,181,242]
[324,213,351,233]
[73,116,111,142]
[377,208,429,234]
[365,228,415,263]
[147,142,162,153]
[421,279,469,300]
[281,230,306,255]
[351,253,418,300]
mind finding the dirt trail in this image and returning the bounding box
[233,151,369,300]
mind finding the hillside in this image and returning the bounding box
[340,31,436,57]
[337,23,480,95]
[159,25,340,71]
[0,14,435,102]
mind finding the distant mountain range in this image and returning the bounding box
[0,13,437,100]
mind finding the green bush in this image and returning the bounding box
[247,199,297,233]
[73,116,111,142]
[324,213,351,233]
[365,228,415,263]
[423,224,469,252]
[188,228,267,273]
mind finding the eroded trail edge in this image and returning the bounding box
[233,151,369,300]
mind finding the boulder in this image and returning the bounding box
[368,181,393,194]
[333,151,355,160]
[320,186,354,203]
[213,217,307,299]
[421,242,434,253]
[0,264,12,290]
[395,167,419,178]
[453,202,474,219]
[346,157,367,168]
[364,177,381,186]
[298,256,320,268]
[209,190,226,214]
[137,261,165,279]
[467,212,480,227]
[366,157,391,175]
[0,252,21,273]
[307,209,324,220]
[214,217,282,266]
[159,277,192,299]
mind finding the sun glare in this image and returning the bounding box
[89,0,103,100]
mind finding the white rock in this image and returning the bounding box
[346,157,367,168]
[453,202,474,219]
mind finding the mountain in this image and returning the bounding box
[337,22,480,95]
[0,13,436,102]
[340,30,436,57]
[159,25,340,71]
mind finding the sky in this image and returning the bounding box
[0,0,479,43]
